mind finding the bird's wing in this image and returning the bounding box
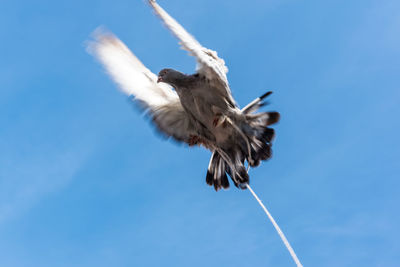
[87,30,198,143]
[148,0,236,106]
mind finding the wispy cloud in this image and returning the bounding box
[0,144,90,225]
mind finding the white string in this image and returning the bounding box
[245,184,303,267]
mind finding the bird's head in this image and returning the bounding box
[157,68,185,86]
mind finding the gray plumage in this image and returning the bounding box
[87,0,280,191]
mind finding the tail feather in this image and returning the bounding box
[206,152,230,191]
[245,112,280,127]
[246,114,277,167]
[262,127,275,143]
[205,91,279,191]
[206,150,249,191]
[230,149,249,187]
[243,92,279,167]
[241,91,273,114]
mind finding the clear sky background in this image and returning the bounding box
[1,0,399,266]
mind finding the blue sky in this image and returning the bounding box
[1,0,399,266]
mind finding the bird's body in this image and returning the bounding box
[163,70,238,144]
[88,0,280,190]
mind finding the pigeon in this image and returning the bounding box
[88,0,280,191]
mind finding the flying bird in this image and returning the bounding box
[88,0,280,191]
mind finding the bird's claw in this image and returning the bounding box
[213,114,224,127]
[188,135,200,146]
[212,117,219,127]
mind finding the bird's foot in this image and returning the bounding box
[188,135,201,146]
[212,114,225,127]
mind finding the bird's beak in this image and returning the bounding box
[157,76,162,83]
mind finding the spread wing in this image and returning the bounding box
[148,0,236,106]
[87,30,198,143]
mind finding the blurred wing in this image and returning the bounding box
[87,30,177,107]
[148,0,235,105]
[87,30,197,143]
[152,102,198,142]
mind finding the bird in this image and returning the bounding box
[87,0,280,191]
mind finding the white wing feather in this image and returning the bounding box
[88,30,178,107]
[148,0,233,100]
[87,30,197,143]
